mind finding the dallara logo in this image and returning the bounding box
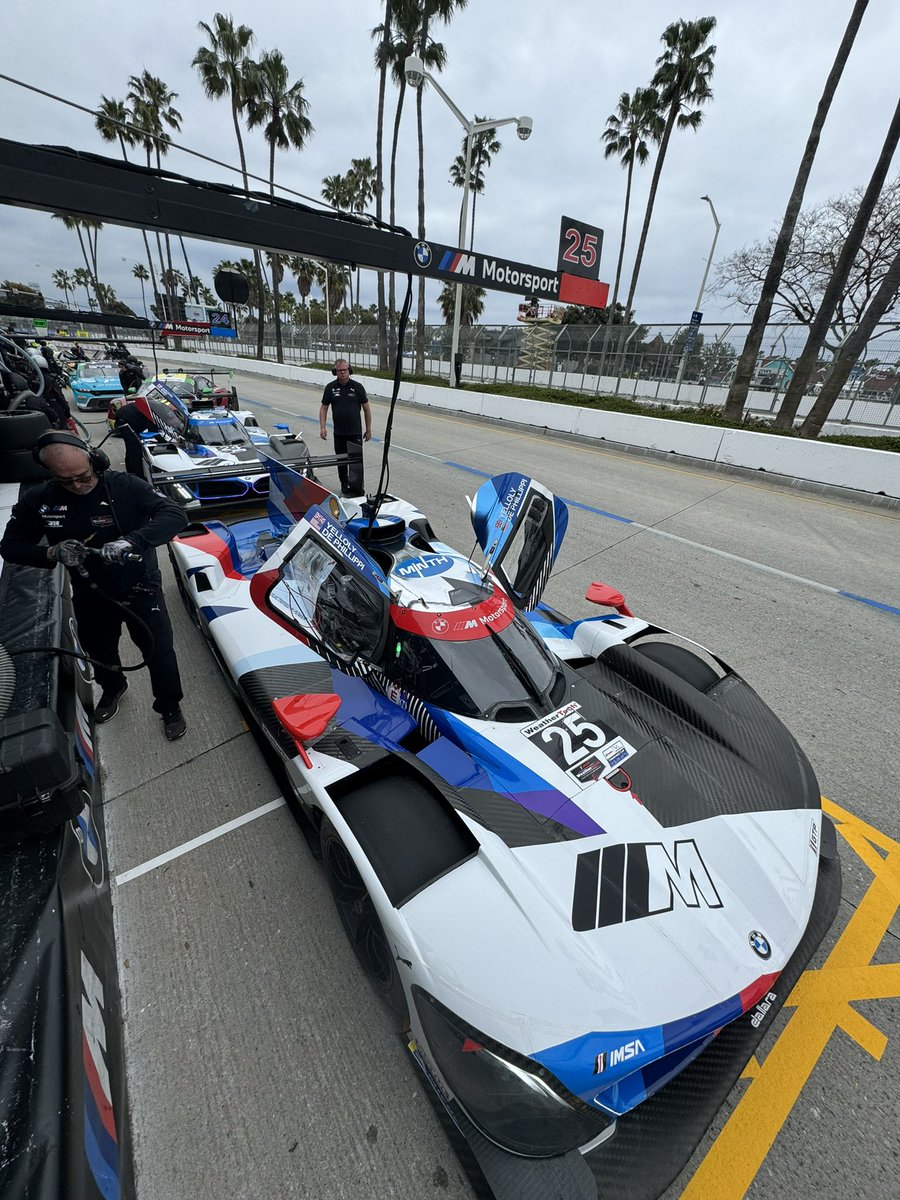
[571,838,723,931]
[593,1038,645,1074]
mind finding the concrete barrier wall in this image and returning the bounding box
[150,348,899,498]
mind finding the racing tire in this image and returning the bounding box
[0,410,52,452]
[0,446,50,483]
[635,640,720,693]
[320,818,407,1018]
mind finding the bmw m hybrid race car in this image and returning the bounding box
[168,449,841,1199]
[141,407,273,510]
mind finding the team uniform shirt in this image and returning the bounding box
[0,469,188,599]
[320,378,368,436]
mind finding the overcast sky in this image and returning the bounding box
[1,0,898,328]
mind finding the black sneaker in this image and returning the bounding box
[95,680,128,724]
[162,706,187,741]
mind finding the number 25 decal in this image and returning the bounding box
[542,712,606,765]
[561,228,598,270]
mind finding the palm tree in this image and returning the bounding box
[126,72,183,319]
[372,0,448,353]
[437,281,484,325]
[321,173,352,211]
[373,1,393,368]
[246,48,314,363]
[72,267,93,309]
[95,95,132,160]
[799,245,900,438]
[449,120,501,250]
[414,1,468,370]
[774,95,900,430]
[724,0,869,421]
[95,94,162,315]
[624,17,717,323]
[288,255,318,339]
[347,157,376,308]
[601,88,663,328]
[51,269,73,308]
[52,214,103,307]
[193,14,269,359]
[132,263,150,317]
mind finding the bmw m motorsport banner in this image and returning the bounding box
[0,549,134,1200]
[412,237,609,307]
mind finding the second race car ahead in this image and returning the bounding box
[70,360,125,411]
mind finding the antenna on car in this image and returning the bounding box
[361,270,414,545]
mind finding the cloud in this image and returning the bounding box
[2,0,898,329]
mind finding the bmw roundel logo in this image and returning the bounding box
[414,241,432,268]
[749,930,771,960]
[431,617,449,634]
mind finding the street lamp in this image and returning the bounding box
[696,195,721,312]
[404,54,532,386]
[674,194,721,391]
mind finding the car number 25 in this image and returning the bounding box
[540,712,606,766]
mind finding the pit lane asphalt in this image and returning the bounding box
[88,367,900,1200]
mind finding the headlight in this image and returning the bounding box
[415,990,610,1157]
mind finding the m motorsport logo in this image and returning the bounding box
[571,838,722,931]
[419,241,562,301]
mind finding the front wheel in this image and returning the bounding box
[320,818,406,1017]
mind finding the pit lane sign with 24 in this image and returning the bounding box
[521,702,634,785]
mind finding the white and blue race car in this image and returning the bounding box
[140,408,273,510]
[168,444,841,1199]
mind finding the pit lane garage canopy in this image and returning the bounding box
[0,139,605,308]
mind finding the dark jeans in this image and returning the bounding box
[333,433,364,494]
[75,585,183,714]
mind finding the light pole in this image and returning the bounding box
[404,55,532,386]
[674,195,721,392]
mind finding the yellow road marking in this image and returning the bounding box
[681,799,900,1200]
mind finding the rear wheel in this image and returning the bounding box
[320,818,406,1016]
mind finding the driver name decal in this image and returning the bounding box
[308,508,384,590]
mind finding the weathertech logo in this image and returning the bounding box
[593,1038,645,1074]
[571,838,723,931]
[439,250,476,276]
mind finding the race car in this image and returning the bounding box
[167,454,841,1199]
[139,408,275,509]
[69,360,125,411]
[107,371,257,431]
[148,368,238,408]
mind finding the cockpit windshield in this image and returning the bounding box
[195,422,250,446]
[389,610,560,720]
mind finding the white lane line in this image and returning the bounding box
[626,522,844,596]
[393,443,443,460]
[115,797,286,886]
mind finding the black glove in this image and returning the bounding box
[100,538,135,564]
[50,539,89,568]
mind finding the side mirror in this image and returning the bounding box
[274,422,290,431]
[272,693,341,768]
[586,581,634,618]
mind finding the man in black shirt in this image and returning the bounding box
[0,432,190,739]
[319,359,372,497]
